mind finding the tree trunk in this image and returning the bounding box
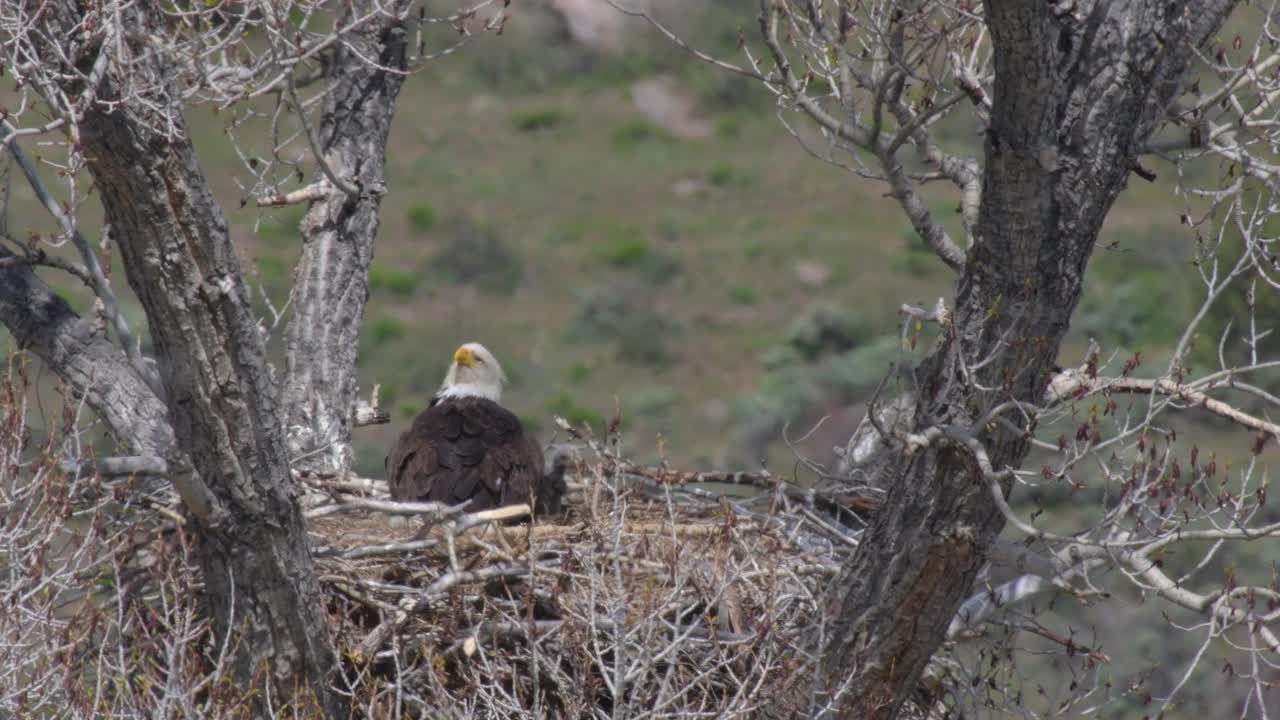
[809,2,1237,717]
[284,0,411,478]
[27,3,345,714]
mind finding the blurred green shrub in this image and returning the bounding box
[731,365,820,446]
[784,302,874,361]
[708,163,735,187]
[735,336,903,439]
[512,109,564,132]
[732,297,904,461]
[567,285,633,342]
[628,384,676,418]
[1077,235,1192,351]
[550,219,588,246]
[567,283,678,368]
[729,286,757,305]
[701,74,760,113]
[715,116,742,138]
[433,215,522,294]
[656,217,681,244]
[759,345,803,371]
[451,9,603,95]
[593,225,681,283]
[597,228,651,268]
[891,249,939,275]
[369,316,406,345]
[611,120,672,149]
[567,361,594,384]
[353,441,390,479]
[616,312,676,368]
[581,53,659,90]
[368,262,420,297]
[258,206,306,246]
[253,254,290,289]
[891,228,946,275]
[816,336,908,399]
[407,204,436,233]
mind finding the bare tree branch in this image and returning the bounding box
[1,119,162,398]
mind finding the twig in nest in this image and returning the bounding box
[625,466,776,490]
[356,563,541,659]
[304,496,469,520]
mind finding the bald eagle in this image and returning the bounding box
[386,342,564,518]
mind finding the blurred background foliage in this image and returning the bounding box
[8,0,1274,499]
[10,0,1274,481]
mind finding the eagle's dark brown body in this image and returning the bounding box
[386,396,562,516]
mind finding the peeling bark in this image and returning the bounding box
[284,1,411,477]
[23,3,345,714]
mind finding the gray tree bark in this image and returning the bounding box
[23,3,346,714]
[0,251,174,458]
[808,2,1238,717]
[284,0,411,477]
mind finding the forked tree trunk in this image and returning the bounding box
[28,3,346,714]
[284,0,411,477]
[807,2,1237,717]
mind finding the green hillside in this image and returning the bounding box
[4,4,1271,480]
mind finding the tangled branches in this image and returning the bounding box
[0,354,271,717]
[0,351,855,718]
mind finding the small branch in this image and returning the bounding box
[899,297,951,325]
[1,120,163,398]
[0,242,92,286]
[1047,372,1280,438]
[1104,546,1280,652]
[65,454,170,477]
[948,574,1056,638]
[626,466,775,490]
[255,182,332,207]
[1016,623,1112,665]
[286,74,359,197]
[296,471,389,496]
[352,403,390,427]
[900,297,952,348]
[356,564,534,659]
[60,454,222,526]
[301,497,525,521]
[879,149,966,272]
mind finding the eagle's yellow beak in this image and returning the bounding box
[453,346,477,367]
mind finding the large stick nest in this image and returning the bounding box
[300,442,878,718]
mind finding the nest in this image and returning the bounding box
[300,454,871,718]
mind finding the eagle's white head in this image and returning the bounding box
[437,342,506,402]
